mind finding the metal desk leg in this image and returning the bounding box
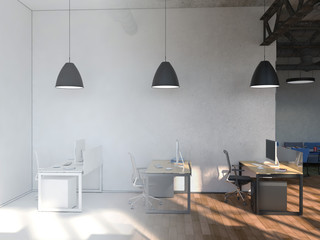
[256,176,260,215]
[299,175,303,215]
[239,163,243,191]
[78,173,82,211]
[38,173,42,211]
[186,175,191,213]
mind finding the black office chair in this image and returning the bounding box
[223,150,252,205]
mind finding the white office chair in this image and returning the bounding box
[34,151,45,200]
[128,152,161,209]
[34,151,42,182]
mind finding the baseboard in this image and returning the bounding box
[0,190,33,208]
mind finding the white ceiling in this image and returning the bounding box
[18,0,274,11]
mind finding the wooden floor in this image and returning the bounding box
[1,176,320,240]
[172,176,320,240]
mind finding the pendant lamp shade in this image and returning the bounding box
[286,77,315,84]
[152,61,179,88]
[56,62,84,89]
[250,61,279,88]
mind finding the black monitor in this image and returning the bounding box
[266,139,279,166]
[266,139,276,161]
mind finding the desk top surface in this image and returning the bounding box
[39,163,83,173]
[146,160,191,175]
[240,161,302,175]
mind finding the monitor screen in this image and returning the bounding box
[75,139,86,163]
[266,139,276,161]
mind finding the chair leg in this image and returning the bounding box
[129,194,145,209]
[129,191,162,209]
[128,194,143,204]
[224,190,237,202]
[225,188,248,205]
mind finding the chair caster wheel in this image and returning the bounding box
[130,205,134,210]
[224,199,228,203]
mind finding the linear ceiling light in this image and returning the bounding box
[286,77,315,84]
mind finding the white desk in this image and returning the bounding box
[38,164,83,212]
[145,160,192,214]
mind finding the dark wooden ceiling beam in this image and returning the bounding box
[278,42,320,48]
[261,0,320,46]
[280,20,320,30]
[276,64,320,70]
[310,30,320,42]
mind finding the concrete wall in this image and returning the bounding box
[276,70,320,146]
[0,0,32,204]
[33,7,276,192]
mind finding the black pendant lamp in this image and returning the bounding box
[250,0,279,88]
[152,0,179,88]
[55,0,83,89]
[250,60,279,88]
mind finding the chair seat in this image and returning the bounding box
[228,175,251,185]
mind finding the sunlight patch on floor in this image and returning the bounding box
[0,209,24,233]
[28,211,69,240]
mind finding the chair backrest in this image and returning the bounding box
[74,139,86,163]
[83,146,103,176]
[128,152,140,183]
[223,150,232,176]
[34,151,41,181]
[34,151,39,171]
[128,152,142,186]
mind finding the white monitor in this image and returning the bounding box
[74,139,86,163]
[175,139,184,164]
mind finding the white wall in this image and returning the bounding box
[0,0,32,204]
[33,7,276,192]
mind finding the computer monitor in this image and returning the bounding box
[75,139,86,163]
[175,139,184,164]
[266,139,279,166]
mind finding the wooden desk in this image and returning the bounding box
[240,161,303,215]
[145,160,192,214]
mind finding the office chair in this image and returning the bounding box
[223,150,252,205]
[34,151,41,182]
[128,153,161,209]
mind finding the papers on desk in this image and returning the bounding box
[274,168,287,172]
[252,163,263,167]
[63,166,76,170]
[154,164,163,168]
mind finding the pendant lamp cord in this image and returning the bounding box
[263,0,266,61]
[69,0,71,63]
[165,0,167,62]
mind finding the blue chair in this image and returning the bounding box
[303,142,320,149]
[303,142,320,175]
